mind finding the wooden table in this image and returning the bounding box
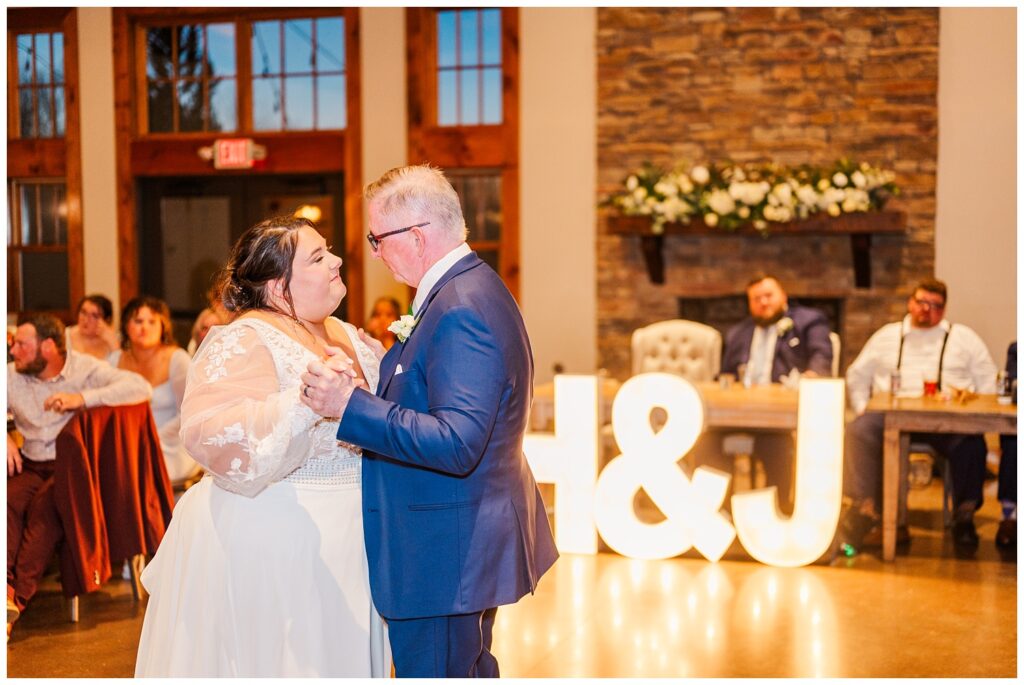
[866,392,1017,561]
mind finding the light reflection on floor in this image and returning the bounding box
[491,482,1016,678]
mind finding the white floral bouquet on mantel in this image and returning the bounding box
[604,159,899,234]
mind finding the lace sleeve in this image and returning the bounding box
[180,323,321,497]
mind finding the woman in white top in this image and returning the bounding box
[134,216,390,677]
[66,294,120,360]
[108,296,198,484]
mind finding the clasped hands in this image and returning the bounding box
[300,329,386,419]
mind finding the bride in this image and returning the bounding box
[135,216,390,677]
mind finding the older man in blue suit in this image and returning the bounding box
[301,165,557,677]
[691,274,833,514]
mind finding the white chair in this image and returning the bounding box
[631,319,722,381]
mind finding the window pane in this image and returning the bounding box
[284,76,313,130]
[17,34,33,84]
[252,21,281,76]
[177,80,204,132]
[21,251,70,311]
[34,34,51,85]
[450,173,502,242]
[438,70,457,125]
[206,23,236,77]
[284,19,314,74]
[52,33,64,83]
[316,74,345,129]
[481,9,501,65]
[19,88,34,138]
[54,86,66,136]
[209,79,236,131]
[148,80,174,132]
[252,76,280,130]
[38,184,66,246]
[177,25,203,78]
[460,69,479,125]
[482,67,502,125]
[37,88,53,138]
[147,27,174,79]
[437,11,456,68]
[459,10,479,66]
[19,185,37,244]
[316,17,344,72]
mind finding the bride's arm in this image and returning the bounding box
[180,324,321,497]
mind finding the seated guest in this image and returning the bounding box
[364,295,402,351]
[997,341,1016,549]
[65,294,120,360]
[841,278,997,551]
[109,296,199,483]
[186,306,228,356]
[691,273,832,513]
[7,314,151,635]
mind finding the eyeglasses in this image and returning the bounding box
[366,221,430,251]
[913,297,945,310]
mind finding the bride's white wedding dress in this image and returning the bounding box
[134,317,390,677]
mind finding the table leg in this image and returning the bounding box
[882,419,901,561]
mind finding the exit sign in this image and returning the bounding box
[214,138,255,169]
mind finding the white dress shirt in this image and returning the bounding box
[7,351,153,462]
[411,242,473,316]
[845,315,998,414]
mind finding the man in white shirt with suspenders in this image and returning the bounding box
[841,278,998,553]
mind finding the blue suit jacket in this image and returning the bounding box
[336,253,558,620]
[720,304,833,381]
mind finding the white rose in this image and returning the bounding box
[691,166,710,184]
[827,203,841,217]
[633,187,647,201]
[738,206,751,219]
[654,181,678,197]
[832,172,849,188]
[816,178,831,191]
[772,183,793,204]
[851,170,867,188]
[707,189,736,216]
[677,174,694,194]
[704,212,719,227]
[626,175,639,191]
[796,185,819,207]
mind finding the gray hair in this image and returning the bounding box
[364,165,468,242]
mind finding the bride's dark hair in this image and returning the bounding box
[217,216,315,318]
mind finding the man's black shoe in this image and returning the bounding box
[952,518,979,548]
[995,519,1016,549]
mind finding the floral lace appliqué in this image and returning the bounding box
[202,328,248,382]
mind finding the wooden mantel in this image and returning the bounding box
[606,210,907,287]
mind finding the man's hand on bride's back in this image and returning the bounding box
[301,347,364,418]
[356,328,387,361]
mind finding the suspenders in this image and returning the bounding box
[897,324,953,387]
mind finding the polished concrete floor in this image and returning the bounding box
[6,479,1017,678]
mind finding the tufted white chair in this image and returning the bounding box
[631,320,722,382]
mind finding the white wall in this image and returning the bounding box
[77,8,121,315]
[936,8,1017,366]
[360,8,410,318]
[520,8,598,382]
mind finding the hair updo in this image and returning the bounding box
[217,216,315,317]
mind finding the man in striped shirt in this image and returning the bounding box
[840,278,998,553]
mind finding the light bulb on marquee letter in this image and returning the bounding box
[731,379,845,567]
[523,375,599,554]
[593,373,736,561]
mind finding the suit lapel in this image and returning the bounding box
[376,252,484,397]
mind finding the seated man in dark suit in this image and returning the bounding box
[997,341,1016,549]
[691,273,833,514]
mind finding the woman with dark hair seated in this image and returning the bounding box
[66,294,120,360]
[108,296,198,484]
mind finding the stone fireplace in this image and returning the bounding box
[596,7,938,380]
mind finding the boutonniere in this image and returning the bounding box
[388,315,417,343]
[776,316,794,336]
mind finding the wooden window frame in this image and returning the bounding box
[112,8,365,324]
[7,8,83,322]
[406,7,520,299]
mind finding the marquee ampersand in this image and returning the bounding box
[593,373,736,561]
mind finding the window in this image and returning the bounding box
[251,17,346,131]
[13,31,65,138]
[145,23,238,132]
[7,180,71,311]
[436,9,501,126]
[407,8,519,297]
